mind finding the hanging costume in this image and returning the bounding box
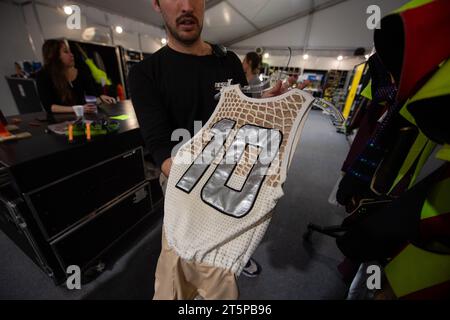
[335,0,450,299]
[337,0,450,209]
[339,54,394,185]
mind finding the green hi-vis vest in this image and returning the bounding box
[437,145,450,162]
[389,59,450,193]
[392,0,434,13]
[385,176,450,298]
[385,59,450,299]
[383,0,450,299]
[85,58,112,86]
[360,81,372,101]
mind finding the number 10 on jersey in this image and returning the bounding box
[176,119,282,218]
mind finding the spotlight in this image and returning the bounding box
[115,26,123,34]
[303,54,309,60]
[161,38,167,45]
[63,6,73,15]
[337,55,343,61]
[82,27,96,41]
[365,54,370,60]
[263,52,270,59]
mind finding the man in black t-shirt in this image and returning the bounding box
[129,0,283,283]
[129,38,247,173]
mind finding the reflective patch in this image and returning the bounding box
[201,124,281,218]
[177,120,281,218]
[176,119,235,193]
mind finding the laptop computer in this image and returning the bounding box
[6,77,43,115]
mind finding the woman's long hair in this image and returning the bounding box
[245,52,261,74]
[42,39,74,105]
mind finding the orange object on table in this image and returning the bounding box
[0,122,11,137]
[117,84,126,101]
[86,122,91,141]
[68,124,73,142]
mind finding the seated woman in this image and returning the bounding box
[36,39,116,114]
[242,52,262,85]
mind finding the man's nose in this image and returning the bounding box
[179,0,194,13]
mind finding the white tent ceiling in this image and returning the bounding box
[10,0,408,54]
[204,0,338,45]
[64,0,349,45]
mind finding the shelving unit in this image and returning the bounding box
[67,39,126,100]
[264,66,301,77]
[323,70,349,111]
[118,46,145,98]
[62,39,149,100]
[342,63,371,134]
[299,69,327,98]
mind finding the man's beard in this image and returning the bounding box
[165,14,203,46]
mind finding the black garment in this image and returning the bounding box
[128,45,247,167]
[408,96,450,145]
[36,66,98,114]
[336,164,450,262]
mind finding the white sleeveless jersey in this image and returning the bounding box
[164,85,314,275]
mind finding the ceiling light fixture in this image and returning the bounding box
[63,5,73,15]
[303,54,309,60]
[161,38,167,45]
[337,55,343,61]
[115,26,123,34]
[263,53,270,59]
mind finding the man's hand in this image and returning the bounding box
[161,158,173,177]
[262,80,288,98]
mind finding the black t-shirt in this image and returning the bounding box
[128,45,247,167]
[36,66,99,113]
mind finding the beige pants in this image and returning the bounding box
[154,174,238,300]
[153,231,239,300]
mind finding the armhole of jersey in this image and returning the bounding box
[286,106,312,171]
[280,93,314,183]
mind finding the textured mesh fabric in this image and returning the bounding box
[164,85,314,275]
